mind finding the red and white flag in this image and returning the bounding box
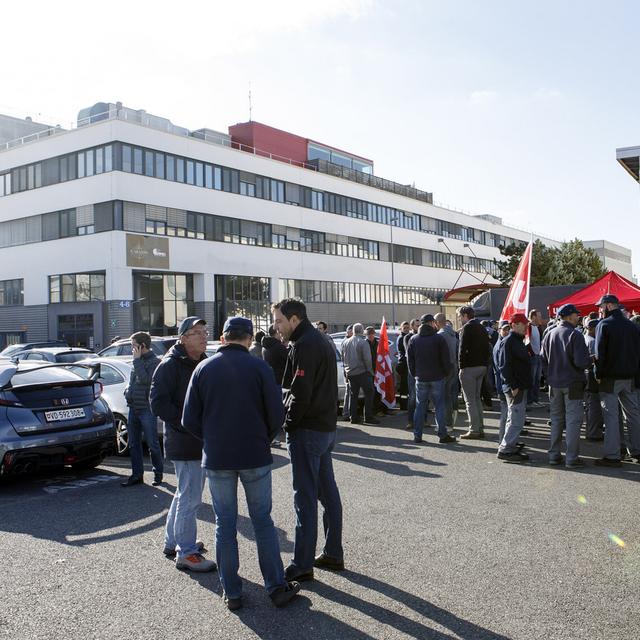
[374,318,396,409]
[500,241,533,321]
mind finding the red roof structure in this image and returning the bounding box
[547,271,640,316]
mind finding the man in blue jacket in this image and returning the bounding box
[593,294,640,467]
[497,314,532,463]
[407,314,456,444]
[493,321,511,444]
[182,316,300,611]
[541,304,592,468]
[150,316,215,572]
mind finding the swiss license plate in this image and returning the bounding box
[44,408,86,422]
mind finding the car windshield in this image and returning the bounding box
[55,352,93,363]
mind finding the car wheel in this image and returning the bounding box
[114,415,129,456]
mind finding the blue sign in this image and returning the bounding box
[119,300,131,309]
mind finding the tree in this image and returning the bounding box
[494,238,606,287]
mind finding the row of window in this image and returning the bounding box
[278,279,446,305]
[0,279,23,306]
[0,200,501,275]
[0,141,523,250]
[49,273,106,303]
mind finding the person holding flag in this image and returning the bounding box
[374,318,397,410]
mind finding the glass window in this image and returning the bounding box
[104,145,113,172]
[95,147,104,174]
[205,164,213,188]
[61,274,75,302]
[85,150,94,176]
[145,150,154,177]
[166,155,175,181]
[155,152,164,179]
[122,145,132,172]
[308,144,331,162]
[34,164,42,188]
[186,160,195,184]
[176,158,185,182]
[133,148,143,174]
[78,152,86,178]
[195,162,204,187]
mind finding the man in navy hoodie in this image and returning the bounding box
[593,294,640,467]
[541,304,591,468]
[182,316,300,611]
[407,314,456,444]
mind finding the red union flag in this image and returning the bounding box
[500,241,533,321]
[374,318,396,408]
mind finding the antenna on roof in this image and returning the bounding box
[248,82,253,122]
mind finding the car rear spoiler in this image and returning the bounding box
[0,361,102,389]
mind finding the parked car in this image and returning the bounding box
[0,340,69,359]
[0,360,115,476]
[69,358,163,456]
[11,347,94,364]
[97,336,178,358]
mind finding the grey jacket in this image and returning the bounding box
[125,351,161,413]
[541,320,591,388]
[341,334,373,377]
[438,324,458,372]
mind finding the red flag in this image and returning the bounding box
[500,241,533,321]
[374,318,396,409]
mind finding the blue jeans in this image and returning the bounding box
[414,379,446,439]
[165,460,205,558]
[407,372,416,425]
[548,387,584,465]
[443,370,459,428]
[206,465,286,598]
[128,407,163,479]
[529,355,542,403]
[497,393,508,443]
[286,429,343,571]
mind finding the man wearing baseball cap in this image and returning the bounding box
[150,316,214,571]
[496,313,532,463]
[541,304,591,468]
[182,316,300,610]
[593,294,640,467]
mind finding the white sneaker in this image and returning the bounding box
[175,553,217,572]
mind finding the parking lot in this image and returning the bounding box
[2,406,639,640]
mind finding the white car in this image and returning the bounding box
[69,358,163,456]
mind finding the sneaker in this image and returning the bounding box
[270,581,301,608]
[497,451,530,463]
[163,540,206,558]
[152,475,163,486]
[175,553,217,572]
[405,423,414,431]
[566,458,586,469]
[120,476,143,487]
[548,457,564,466]
[439,435,457,444]
[413,435,423,443]
[223,594,243,611]
[284,564,314,582]
[313,553,345,571]
[460,432,484,440]
[270,440,282,448]
[594,458,622,468]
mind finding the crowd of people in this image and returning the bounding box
[115,293,640,609]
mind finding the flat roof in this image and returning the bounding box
[616,145,640,182]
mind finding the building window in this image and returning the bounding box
[49,273,105,303]
[214,274,271,336]
[0,279,23,306]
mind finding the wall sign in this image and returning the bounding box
[126,234,170,269]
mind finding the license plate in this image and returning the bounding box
[44,408,86,422]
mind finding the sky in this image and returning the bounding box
[2,0,639,275]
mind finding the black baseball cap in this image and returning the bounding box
[595,294,619,306]
[178,316,206,336]
[420,314,435,324]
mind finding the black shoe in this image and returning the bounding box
[270,582,301,608]
[121,476,143,487]
[313,553,345,571]
[223,594,243,611]
[585,436,604,442]
[594,458,622,468]
[338,415,350,422]
[548,457,564,466]
[413,436,423,443]
[497,451,530,463]
[152,475,163,486]
[350,419,362,425]
[284,564,314,582]
[516,442,526,450]
[364,417,381,425]
[439,435,457,444]
[520,428,530,435]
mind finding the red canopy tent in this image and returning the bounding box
[547,271,640,317]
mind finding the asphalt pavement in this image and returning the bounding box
[1,401,639,640]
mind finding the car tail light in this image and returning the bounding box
[0,396,22,407]
[93,381,103,399]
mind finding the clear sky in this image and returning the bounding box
[3,0,639,275]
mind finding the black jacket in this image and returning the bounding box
[125,351,160,413]
[458,319,491,369]
[282,319,338,433]
[261,336,288,385]
[367,338,378,371]
[595,309,640,381]
[407,324,452,382]
[497,332,532,393]
[150,343,206,461]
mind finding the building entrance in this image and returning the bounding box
[58,314,94,348]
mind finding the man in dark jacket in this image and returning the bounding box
[493,321,511,443]
[457,306,491,439]
[122,331,162,487]
[261,323,288,385]
[396,321,411,403]
[150,317,215,572]
[497,314,532,463]
[407,314,456,444]
[182,316,299,610]
[594,294,640,467]
[541,304,592,468]
[272,298,343,583]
